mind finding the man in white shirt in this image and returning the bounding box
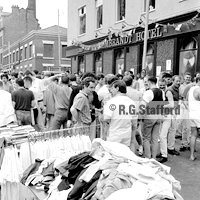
[0,80,16,127]
[103,80,137,148]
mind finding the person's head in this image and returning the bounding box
[172,75,181,88]
[1,74,9,83]
[105,74,115,85]
[82,77,96,95]
[162,73,172,86]
[15,78,24,87]
[141,69,146,79]
[61,75,70,85]
[123,75,133,87]
[23,76,33,89]
[69,74,77,82]
[116,73,123,80]
[195,72,200,78]
[148,76,157,88]
[124,71,130,76]
[136,73,140,80]
[196,76,200,86]
[53,77,59,84]
[109,80,127,97]
[96,73,105,85]
[81,72,97,81]
[158,79,166,90]
[107,76,119,87]
[18,71,24,79]
[10,72,18,80]
[184,72,191,84]
[24,70,33,78]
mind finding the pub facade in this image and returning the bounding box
[66,0,200,78]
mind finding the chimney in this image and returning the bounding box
[12,5,19,14]
[27,0,36,18]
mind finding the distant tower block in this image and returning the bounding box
[27,0,36,18]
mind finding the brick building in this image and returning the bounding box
[0,0,40,71]
[1,25,70,73]
[66,0,200,78]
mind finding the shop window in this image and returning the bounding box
[78,55,85,73]
[43,44,53,58]
[117,0,126,21]
[94,52,103,73]
[114,48,125,74]
[96,0,103,29]
[144,0,155,12]
[9,54,11,64]
[179,37,198,77]
[146,44,154,76]
[79,6,86,35]
[62,45,68,58]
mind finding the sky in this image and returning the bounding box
[0,0,68,29]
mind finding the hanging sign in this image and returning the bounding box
[75,27,163,52]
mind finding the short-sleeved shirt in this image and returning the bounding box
[12,88,34,111]
[48,83,72,109]
[104,94,137,147]
[72,91,91,125]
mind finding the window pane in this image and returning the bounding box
[79,6,86,34]
[94,52,103,73]
[97,5,103,29]
[29,44,32,58]
[43,44,53,57]
[115,48,124,74]
[78,56,85,73]
[179,50,197,77]
[62,45,68,58]
[118,0,126,21]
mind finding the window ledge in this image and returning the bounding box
[96,27,103,31]
[179,0,187,2]
[78,33,86,37]
[61,58,71,61]
[29,57,33,60]
[142,8,156,15]
[43,57,54,60]
[115,19,125,25]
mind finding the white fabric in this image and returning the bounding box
[97,85,111,105]
[142,90,154,103]
[0,146,23,183]
[103,94,137,147]
[19,135,92,171]
[188,85,200,120]
[0,89,16,127]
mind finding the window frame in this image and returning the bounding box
[43,43,54,59]
[78,6,86,35]
[96,0,103,29]
[116,0,126,22]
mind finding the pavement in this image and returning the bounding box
[161,138,200,200]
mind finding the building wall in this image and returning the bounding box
[3,6,40,45]
[68,0,200,43]
[71,56,77,73]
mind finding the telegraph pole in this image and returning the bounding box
[142,0,150,70]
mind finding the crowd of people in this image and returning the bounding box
[0,68,199,163]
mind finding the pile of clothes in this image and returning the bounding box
[20,139,184,200]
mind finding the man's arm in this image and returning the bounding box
[163,91,174,108]
[12,101,16,109]
[70,106,79,122]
